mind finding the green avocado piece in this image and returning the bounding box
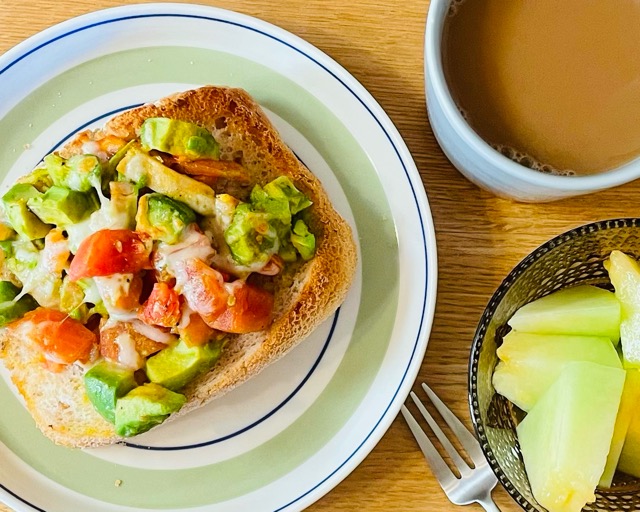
[107,140,135,176]
[26,186,98,227]
[0,281,38,327]
[263,176,312,215]
[16,167,53,193]
[84,361,137,424]
[224,177,315,266]
[224,203,277,266]
[45,153,104,193]
[0,240,12,259]
[1,183,52,240]
[139,118,220,159]
[136,193,196,244]
[0,281,19,302]
[145,339,223,391]
[115,383,186,437]
[60,277,90,322]
[250,185,292,224]
[291,219,316,260]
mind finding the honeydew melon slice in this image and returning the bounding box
[605,251,640,366]
[507,284,620,344]
[517,361,625,512]
[599,369,640,487]
[493,331,622,412]
[617,376,640,478]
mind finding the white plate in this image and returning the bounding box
[0,4,437,511]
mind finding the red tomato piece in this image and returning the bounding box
[18,307,96,364]
[139,282,182,328]
[179,259,229,326]
[68,229,152,281]
[212,281,274,333]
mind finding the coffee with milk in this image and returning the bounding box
[442,0,640,176]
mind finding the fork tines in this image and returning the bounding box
[401,383,490,485]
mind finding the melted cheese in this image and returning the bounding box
[80,140,108,161]
[93,274,138,322]
[66,197,131,253]
[155,225,216,280]
[114,332,143,369]
[129,319,175,344]
[11,239,62,308]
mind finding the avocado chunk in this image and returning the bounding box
[117,144,216,215]
[224,176,315,266]
[263,176,312,215]
[291,219,316,260]
[2,184,52,240]
[145,339,223,391]
[224,203,276,266]
[27,186,98,227]
[0,281,38,327]
[139,118,220,160]
[16,167,53,193]
[136,193,196,244]
[44,153,104,193]
[84,360,137,424]
[0,281,20,302]
[115,383,186,437]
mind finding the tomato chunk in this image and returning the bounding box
[100,321,166,366]
[179,311,219,347]
[68,229,152,281]
[178,259,229,326]
[139,282,182,328]
[212,281,274,333]
[18,307,96,364]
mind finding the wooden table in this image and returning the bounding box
[2,1,637,511]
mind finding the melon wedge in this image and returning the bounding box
[606,251,640,366]
[492,331,621,412]
[599,369,640,487]
[508,285,620,343]
[517,361,625,512]
[617,376,640,478]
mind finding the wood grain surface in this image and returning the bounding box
[1,1,637,511]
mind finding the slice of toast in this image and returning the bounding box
[0,86,357,447]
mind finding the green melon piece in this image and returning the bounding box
[617,379,640,478]
[493,331,621,412]
[517,361,625,512]
[605,251,640,366]
[508,285,621,344]
[600,369,640,487]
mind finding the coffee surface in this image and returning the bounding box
[442,0,640,175]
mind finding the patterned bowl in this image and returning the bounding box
[469,218,640,511]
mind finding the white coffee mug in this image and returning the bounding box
[425,0,640,202]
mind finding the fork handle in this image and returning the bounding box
[476,494,502,512]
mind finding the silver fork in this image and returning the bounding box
[401,383,501,512]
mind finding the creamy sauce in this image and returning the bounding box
[114,332,143,369]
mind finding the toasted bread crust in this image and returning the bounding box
[0,86,357,447]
